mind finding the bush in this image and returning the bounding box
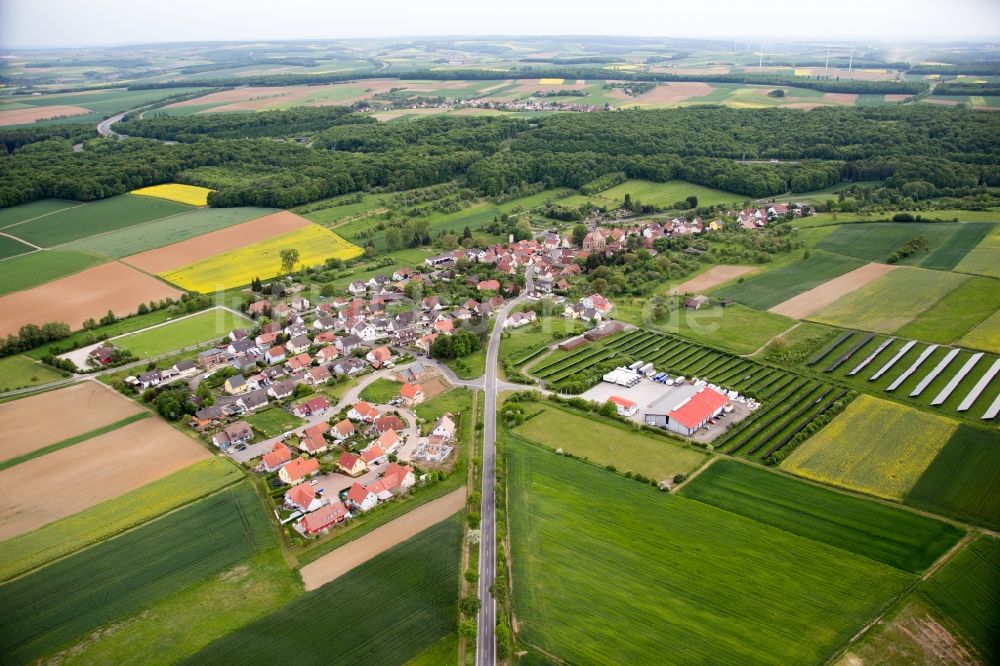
[465,569,479,584]
[460,596,481,618]
[892,212,915,222]
[467,511,481,529]
[673,473,688,485]
[459,618,477,641]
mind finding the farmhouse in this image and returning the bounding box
[279,457,320,485]
[262,442,293,472]
[299,501,349,535]
[644,385,728,436]
[608,395,638,417]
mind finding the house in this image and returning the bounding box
[267,380,296,400]
[262,442,292,472]
[377,429,401,453]
[373,415,405,434]
[337,452,367,477]
[265,345,287,365]
[381,462,416,494]
[421,295,443,311]
[432,414,457,440]
[348,401,379,422]
[88,345,116,366]
[477,279,501,292]
[395,363,434,383]
[256,331,280,348]
[173,359,198,376]
[211,421,253,449]
[299,501,349,535]
[348,281,367,295]
[285,483,323,513]
[284,352,312,373]
[279,456,320,485]
[286,335,311,355]
[434,318,454,334]
[400,382,424,405]
[305,365,331,386]
[352,321,379,342]
[336,334,363,355]
[224,374,248,395]
[237,389,269,413]
[290,295,310,311]
[299,423,330,454]
[227,339,257,357]
[504,310,537,329]
[416,334,438,354]
[608,395,638,417]
[137,370,162,389]
[643,385,728,437]
[581,293,614,315]
[360,443,387,465]
[332,418,355,440]
[366,345,393,368]
[315,346,340,363]
[248,300,270,316]
[197,348,227,368]
[333,357,366,376]
[346,482,378,512]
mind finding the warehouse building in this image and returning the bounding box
[644,384,728,436]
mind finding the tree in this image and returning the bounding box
[279,248,300,274]
[384,226,403,250]
[624,193,633,210]
[591,277,608,294]
[462,225,472,240]
[686,195,698,208]
[572,224,588,247]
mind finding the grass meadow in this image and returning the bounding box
[0,235,33,259]
[24,307,177,359]
[245,408,304,439]
[711,251,866,310]
[955,223,1000,278]
[816,222,994,270]
[591,179,745,209]
[680,460,963,573]
[0,250,105,296]
[959,308,1000,354]
[0,355,67,392]
[895,275,1000,347]
[358,377,403,404]
[507,438,913,665]
[188,518,461,664]
[0,482,271,664]
[115,309,248,357]
[624,302,795,355]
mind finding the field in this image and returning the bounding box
[0,87,210,126]
[0,250,106,296]
[244,408,304,439]
[955,223,1000,278]
[189,518,461,664]
[115,309,247,357]
[959,308,1000,354]
[843,599,979,666]
[781,395,957,500]
[0,195,193,247]
[918,536,1000,664]
[768,262,896,319]
[0,199,81,227]
[0,104,91,125]
[499,316,584,365]
[711,251,866,310]
[0,234,33,259]
[160,223,362,291]
[656,303,794,355]
[905,425,1000,530]
[0,382,142,459]
[668,264,757,295]
[0,261,184,337]
[0,354,66,392]
[512,405,706,481]
[809,266,968,333]
[122,209,309,273]
[680,460,963,573]
[358,377,403,404]
[66,206,277,258]
[0,482,272,665]
[816,222,994,270]
[507,438,913,665]
[892,275,1000,347]
[0,457,242,582]
[298,192,387,226]
[0,417,210,540]
[130,183,214,206]
[589,179,745,209]
[24,307,176,359]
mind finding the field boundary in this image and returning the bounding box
[0,411,150,471]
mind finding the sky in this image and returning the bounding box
[1,0,999,49]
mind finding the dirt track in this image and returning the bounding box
[300,487,466,591]
[123,210,311,273]
[768,263,896,319]
[0,262,183,337]
[0,383,142,460]
[0,105,91,126]
[670,265,757,295]
[0,417,209,539]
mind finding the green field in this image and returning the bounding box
[644,302,794,355]
[711,251,866,310]
[414,387,474,427]
[65,206,277,258]
[0,87,210,127]
[189,518,461,664]
[919,536,1000,664]
[0,482,271,664]
[115,309,248,357]
[245,408,304,439]
[0,354,67,391]
[680,460,963,573]
[3,195,193,247]
[782,395,957,500]
[513,405,706,481]
[24,307,177,359]
[508,437,913,665]
[0,250,105,296]
[299,192,387,226]
[809,265,968,333]
[499,316,584,365]
[0,458,242,582]
[817,222,994,270]
[358,377,403,404]
[905,425,1000,530]
[0,199,81,228]
[591,179,745,209]
[955,224,1000,277]
[959,308,1000,354]
[0,235,33,259]
[895,275,1000,345]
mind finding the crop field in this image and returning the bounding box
[712,251,867,310]
[0,457,242,582]
[817,222,995,269]
[587,179,745,209]
[160,223,362,291]
[130,183,214,206]
[919,536,1000,664]
[781,395,957,500]
[245,408,304,439]
[1,195,193,247]
[0,482,272,665]
[0,354,66,392]
[66,206,277,258]
[0,87,210,126]
[512,405,706,481]
[646,303,794,355]
[768,262,896,319]
[189,518,461,664]
[507,438,913,665]
[115,309,247,357]
[895,275,1000,346]
[955,224,1000,278]
[905,425,1000,529]
[959,308,1000,354]
[24,307,175,359]
[0,234,33,259]
[0,250,105,296]
[0,261,184,337]
[809,266,968,333]
[0,199,80,227]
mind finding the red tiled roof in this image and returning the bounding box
[300,501,348,533]
[669,388,728,430]
[286,483,316,508]
[334,418,355,436]
[608,395,636,409]
[262,442,292,469]
[283,457,319,481]
[347,482,373,504]
[400,383,421,399]
[338,452,362,469]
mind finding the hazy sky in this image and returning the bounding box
[1,0,999,49]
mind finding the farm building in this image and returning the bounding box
[644,385,728,437]
[608,395,638,417]
[584,321,625,341]
[558,335,587,351]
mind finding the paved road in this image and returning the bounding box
[97,113,127,138]
[477,293,524,666]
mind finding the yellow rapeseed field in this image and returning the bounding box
[160,224,362,292]
[130,183,215,206]
[781,395,957,500]
[538,78,565,84]
[794,69,811,76]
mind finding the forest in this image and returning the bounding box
[0,105,997,209]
